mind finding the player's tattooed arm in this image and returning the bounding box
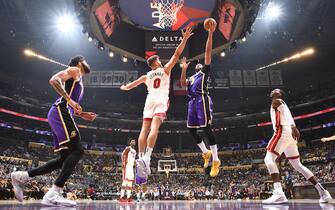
[120,75,147,91]
[49,67,82,113]
[205,21,216,65]
[180,57,190,87]
[164,27,193,75]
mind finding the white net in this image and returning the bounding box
[152,0,184,29]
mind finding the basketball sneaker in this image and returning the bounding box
[11,171,30,202]
[41,187,76,207]
[202,150,212,168]
[210,160,221,177]
[319,190,332,203]
[262,190,288,204]
[141,156,151,175]
[135,159,148,185]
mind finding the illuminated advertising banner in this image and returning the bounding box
[145,31,189,60]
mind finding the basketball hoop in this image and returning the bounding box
[152,0,184,29]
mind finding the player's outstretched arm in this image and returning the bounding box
[49,67,82,114]
[120,75,147,91]
[204,21,216,65]
[321,135,335,142]
[164,27,193,75]
[180,57,190,87]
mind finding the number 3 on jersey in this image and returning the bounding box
[153,78,161,89]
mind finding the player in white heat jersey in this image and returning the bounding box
[120,27,193,184]
[263,89,332,204]
[120,139,137,202]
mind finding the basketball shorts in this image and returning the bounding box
[266,126,300,159]
[48,105,80,152]
[143,96,169,121]
[123,165,135,182]
[187,95,213,128]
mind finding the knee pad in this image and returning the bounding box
[264,152,279,174]
[289,159,314,179]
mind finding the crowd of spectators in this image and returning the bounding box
[0,141,334,201]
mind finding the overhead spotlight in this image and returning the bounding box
[220,52,226,57]
[87,33,94,42]
[266,3,282,19]
[97,41,105,51]
[230,41,237,50]
[242,37,247,42]
[122,56,128,63]
[108,49,114,57]
[56,14,76,33]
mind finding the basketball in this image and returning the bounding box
[204,18,217,31]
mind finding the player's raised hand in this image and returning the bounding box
[182,27,194,40]
[208,20,217,33]
[180,57,190,70]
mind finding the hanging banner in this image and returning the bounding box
[243,70,256,87]
[269,69,283,86]
[256,70,270,87]
[82,71,138,88]
[229,70,242,87]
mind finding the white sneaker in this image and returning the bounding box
[262,190,288,204]
[320,190,332,203]
[319,203,335,210]
[141,156,151,175]
[11,171,30,202]
[41,188,77,207]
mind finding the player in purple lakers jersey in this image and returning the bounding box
[11,56,97,207]
[179,20,221,177]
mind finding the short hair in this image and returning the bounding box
[128,138,136,145]
[147,55,159,67]
[68,55,85,67]
[68,55,90,73]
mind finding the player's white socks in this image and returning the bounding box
[144,147,153,159]
[197,141,208,154]
[120,189,125,198]
[315,183,326,195]
[210,144,219,161]
[274,182,283,193]
[126,190,131,199]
